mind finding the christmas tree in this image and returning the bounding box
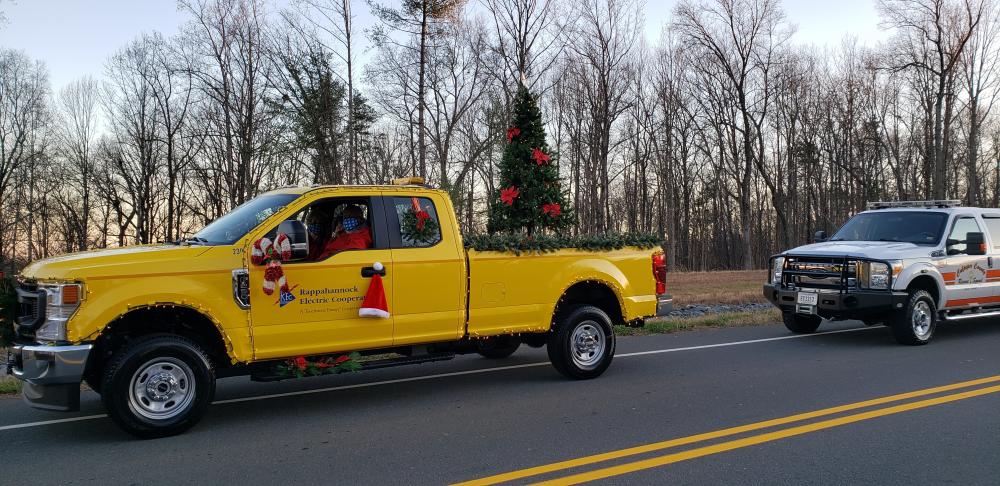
[488,85,572,235]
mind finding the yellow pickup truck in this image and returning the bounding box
[8,181,666,437]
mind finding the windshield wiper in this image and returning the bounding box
[177,236,208,246]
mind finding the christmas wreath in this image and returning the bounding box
[276,352,362,378]
[400,197,440,245]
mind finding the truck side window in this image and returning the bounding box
[947,217,982,253]
[983,217,1000,250]
[392,197,442,248]
[264,198,375,262]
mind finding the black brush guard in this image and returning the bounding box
[763,254,907,319]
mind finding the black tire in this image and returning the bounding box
[783,312,822,334]
[547,305,615,380]
[889,289,937,345]
[101,334,215,439]
[476,336,522,359]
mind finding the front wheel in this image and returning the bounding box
[783,312,822,334]
[101,334,215,439]
[889,290,937,345]
[547,305,615,379]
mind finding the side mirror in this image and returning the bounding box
[814,230,827,243]
[276,220,310,260]
[966,232,987,256]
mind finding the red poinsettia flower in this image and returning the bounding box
[334,355,351,365]
[415,210,430,231]
[542,203,562,217]
[506,126,521,142]
[531,148,551,165]
[293,356,308,371]
[500,186,520,206]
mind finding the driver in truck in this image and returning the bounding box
[316,204,372,259]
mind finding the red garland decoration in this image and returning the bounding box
[531,147,551,165]
[506,126,521,142]
[542,203,562,217]
[500,186,520,206]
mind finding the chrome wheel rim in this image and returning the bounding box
[128,357,196,421]
[571,321,606,370]
[911,300,932,339]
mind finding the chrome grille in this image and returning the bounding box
[782,256,857,290]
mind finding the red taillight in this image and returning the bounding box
[652,251,666,295]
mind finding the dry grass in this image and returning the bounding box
[618,308,780,336]
[666,270,768,306]
[0,375,20,396]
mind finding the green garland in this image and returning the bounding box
[401,208,441,245]
[463,233,663,255]
[275,352,362,378]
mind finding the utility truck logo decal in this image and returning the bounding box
[957,262,987,284]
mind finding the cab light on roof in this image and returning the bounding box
[392,177,426,186]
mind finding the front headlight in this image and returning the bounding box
[36,283,82,342]
[861,260,901,290]
[772,257,785,284]
[868,262,890,289]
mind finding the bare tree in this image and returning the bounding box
[879,0,987,198]
[55,76,100,250]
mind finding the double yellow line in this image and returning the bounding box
[455,375,1000,486]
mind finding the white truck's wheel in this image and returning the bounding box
[889,290,936,345]
[101,334,216,438]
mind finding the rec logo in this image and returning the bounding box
[279,290,296,307]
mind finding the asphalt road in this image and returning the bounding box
[1,318,998,485]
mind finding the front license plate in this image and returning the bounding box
[797,292,818,305]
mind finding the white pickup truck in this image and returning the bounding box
[764,200,1000,345]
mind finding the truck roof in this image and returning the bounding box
[862,206,999,215]
[263,184,446,196]
[864,200,998,215]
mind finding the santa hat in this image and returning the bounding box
[359,262,390,318]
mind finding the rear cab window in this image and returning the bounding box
[981,214,1000,250]
[388,196,442,248]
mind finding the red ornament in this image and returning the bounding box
[506,126,521,142]
[531,148,550,165]
[500,186,520,206]
[542,203,562,217]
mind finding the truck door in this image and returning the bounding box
[383,194,466,345]
[939,214,991,309]
[248,195,395,360]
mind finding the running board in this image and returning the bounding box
[249,353,455,382]
[943,309,1000,321]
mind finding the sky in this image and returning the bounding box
[0,0,890,93]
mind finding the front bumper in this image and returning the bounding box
[9,343,92,412]
[763,284,908,319]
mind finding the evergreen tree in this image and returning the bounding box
[488,86,572,235]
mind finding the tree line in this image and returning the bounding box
[1,0,998,272]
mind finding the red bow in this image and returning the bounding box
[542,203,562,217]
[415,210,430,230]
[506,126,521,142]
[500,187,520,206]
[531,148,550,165]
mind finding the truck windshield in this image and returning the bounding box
[830,211,948,246]
[192,193,299,244]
